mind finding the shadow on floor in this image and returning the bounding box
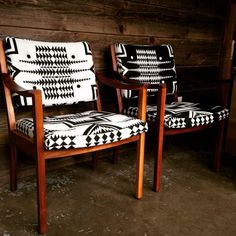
[0,133,236,235]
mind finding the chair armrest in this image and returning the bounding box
[1,73,44,148]
[113,71,162,89]
[114,71,167,124]
[2,73,36,97]
[96,72,148,121]
[96,72,147,91]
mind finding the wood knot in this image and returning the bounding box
[119,25,124,34]
[149,37,155,44]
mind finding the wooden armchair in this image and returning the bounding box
[0,37,148,234]
[110,43,230,192]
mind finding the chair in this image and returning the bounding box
[0,37,148,234]
[110,43,230,192]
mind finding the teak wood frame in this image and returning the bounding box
[0,40,148,234]
[110,44,228,192]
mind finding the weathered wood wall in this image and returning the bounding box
[0,0,227,184]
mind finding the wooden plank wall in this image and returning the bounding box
[0,0,227,184]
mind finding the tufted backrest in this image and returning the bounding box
[3,37,97,107]
[114,43,177,98]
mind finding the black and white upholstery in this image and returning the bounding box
[4,37,97,106]
[16,111,147,150]
[3,37,148,150]
[115,43,177,98]
[114,43,229,128]
[124,103,229,129]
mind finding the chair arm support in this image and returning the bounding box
[1,73,44,150]
[96,72,148,122]
[2,73,37,97]
[113,71,163,89]
[96,72,147,91]
[156,83,167,122]
[32,90,44,153]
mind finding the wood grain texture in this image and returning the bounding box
[0,0,227,184]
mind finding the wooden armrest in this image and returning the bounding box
[1,73,44,142]
[96,72,147,91]
[1,73,37,97]
[113,71,163,89]
[96,72,148,121]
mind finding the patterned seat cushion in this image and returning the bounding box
[123,102,229,129]
[16,111,148,150]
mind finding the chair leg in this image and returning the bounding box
[112,147,119,164]
[36,155,47,234]
[153,83,166,192]
[153,129,164,192]
[10,144,17,191]
[214,120,225,172]
[135,133,146,199]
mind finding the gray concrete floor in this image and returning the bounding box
[0,133,236,235]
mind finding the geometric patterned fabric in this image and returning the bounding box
[114,43,229,128]
[123,102,229,129]
[4,37,97,106]
[15,111,148,150]
[114,43,177,98]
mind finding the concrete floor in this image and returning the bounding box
[0,133,236,236]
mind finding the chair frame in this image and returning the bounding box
[110,44,228,192]
[0,40,148,234]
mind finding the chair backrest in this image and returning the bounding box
[2,37,97,107]
[111,43,177,99]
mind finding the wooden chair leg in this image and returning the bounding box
[36,155,47,234]
[153,84,166,192]
[10,144,17,191]
[154,123,165,192]
[112,147,119,164]
[214,120,225,172]
[135,133,146,199]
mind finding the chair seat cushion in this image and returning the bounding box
[123,102,229,129]
[16,110,148,150]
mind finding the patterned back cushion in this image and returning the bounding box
[114,43,177,98]
[3,37,97,106]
